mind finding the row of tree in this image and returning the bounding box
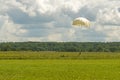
[0,42,120,52]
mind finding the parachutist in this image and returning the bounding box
[78,52,81,56]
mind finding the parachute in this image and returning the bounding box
[72,17,90,27]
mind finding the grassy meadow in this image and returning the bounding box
[0,51,120,80]
[0,59,120,80]
[0,51,120,59]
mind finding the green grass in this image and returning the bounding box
[0,51,120,80]
[0,51,120,59]
[0,59,120,80]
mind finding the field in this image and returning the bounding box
[1,60,120,80]
[0,51,120,80]
[0,51,120,59]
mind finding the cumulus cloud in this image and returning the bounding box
[97,7,120,25]
[35,0,86,14]
[0,15,27,42]
[0,0,120,42]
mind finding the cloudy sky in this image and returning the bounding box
[0,0,120,42]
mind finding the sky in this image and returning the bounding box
[0,0,120,42]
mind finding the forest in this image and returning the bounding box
[0,42,120,52]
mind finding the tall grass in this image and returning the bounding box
[0,60,120,80]
[0,51,120,59]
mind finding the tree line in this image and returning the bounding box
[0,42,120,52]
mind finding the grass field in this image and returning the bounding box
[0,51,120,59]
[0,51,120,80]
[0,60,120,80]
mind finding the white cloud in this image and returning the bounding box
[36,0,86,14]
[94,24,120,42]
[47,33,62,42]
[95,1,120,42]
[0,15,26,42]
[97,7,120,25]
[0,0,120,42]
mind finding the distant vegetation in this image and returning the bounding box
[0,42,120,52]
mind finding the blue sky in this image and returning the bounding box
[0,0,120,42]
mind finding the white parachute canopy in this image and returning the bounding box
[72,17,90,27]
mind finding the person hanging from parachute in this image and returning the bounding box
[72,17,91,55]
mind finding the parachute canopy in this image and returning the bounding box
[72,17,90,27]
